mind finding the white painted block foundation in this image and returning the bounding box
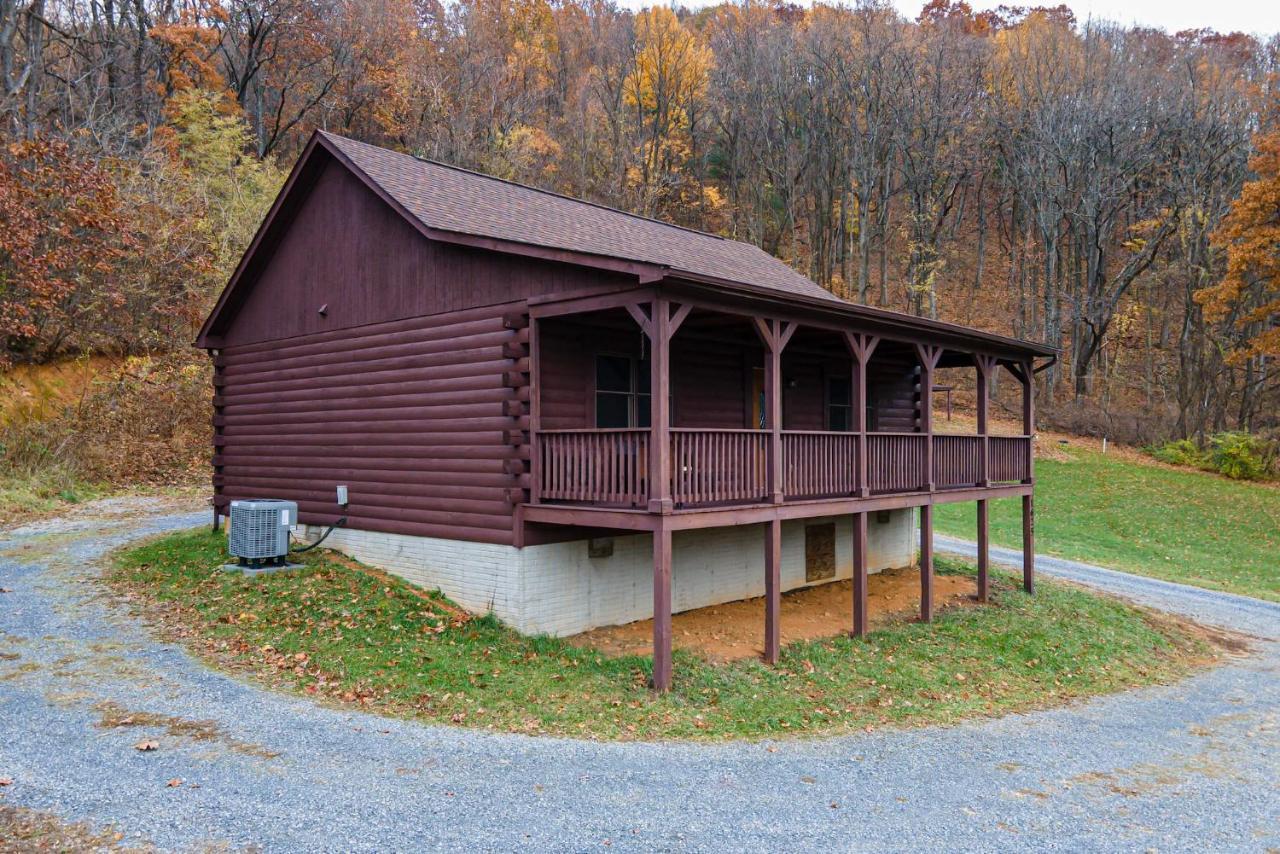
[298,508,915,637]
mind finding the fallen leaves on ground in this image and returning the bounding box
[133,740,158,752]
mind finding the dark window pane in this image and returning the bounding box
[596,355,632,392]
[828,406,850,432]
[827,377,850,406]
[596,392,630,428]
[635,394,651,428]
[636,358,651,394]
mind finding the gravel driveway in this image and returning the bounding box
[1,500,1277,852]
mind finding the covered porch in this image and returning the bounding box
[519,283,1048,691]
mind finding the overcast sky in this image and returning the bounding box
[894,0,1280,35]
[620,0,1280,37]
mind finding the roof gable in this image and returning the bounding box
[317,132,838,305]
[198,131,1052,359]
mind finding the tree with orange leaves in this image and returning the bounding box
[0,138,132,364]
[1200,125,1280,361]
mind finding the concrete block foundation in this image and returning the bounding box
[297,508,915,637]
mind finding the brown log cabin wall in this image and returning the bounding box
[211,152,634,545]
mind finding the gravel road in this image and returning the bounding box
[1,500,1277,852]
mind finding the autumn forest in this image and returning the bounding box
[2,0,1279,448]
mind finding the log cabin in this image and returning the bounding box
[197,131,1054,691]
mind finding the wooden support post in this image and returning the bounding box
[852,511,868,638]
[1022,359,1035,484]
[915,344,943,492]
[844,333,879,497]
[754,318,796,505]
[652,520,673,692]
[975,354,997,488]
[648,299,673,514]
[919,504,934,622]
[976,498,989,603]
[764,517,782,664]
[1022,494,1035,595]
[212,508,221,533]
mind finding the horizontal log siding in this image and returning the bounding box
[671,338,750,428]
[215,302,526,545]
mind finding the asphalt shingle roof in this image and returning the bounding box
[320,131,843,305]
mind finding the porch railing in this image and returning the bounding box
[989,435,1031,483]
[534,429,1029,508]
[783,431,858,498]
[933,435,983,489]
[671,429,769,505]
[867,433,929,493]
[537,428,649,507]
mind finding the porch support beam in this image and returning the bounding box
[852,510,868,638]
[1015,358,1035,594]
[652,519,673,692]
[976,499,989,602]
[754,318,796,505]
[974,354,996,604]
[844,333,879,497]
[915,344,943,492]
[920,504,934,622]
[1023,495,1035,595]
[764,517,782,664]
[632,298,687,515]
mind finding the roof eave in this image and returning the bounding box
[660,270,1056,359]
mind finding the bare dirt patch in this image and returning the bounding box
[0,804,145,853]
[568,564,978,662]
[93,701,280,759]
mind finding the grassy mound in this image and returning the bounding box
[109,529,1221,741]
[935,443,1280,602]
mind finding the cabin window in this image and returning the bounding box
[827,377,852,432]
[595,354,651,428]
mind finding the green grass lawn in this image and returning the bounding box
[110,529,1217,741]
[935,445,1280,602]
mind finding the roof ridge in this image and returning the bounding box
[318,130,726,242]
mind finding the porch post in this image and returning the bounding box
[844,333,879,497]
[975,354,996,603]
[764,517,782,664]
[1019,359,1034,594]
[652,518,673,692]
[1022,495,1034,595]
[919,503,934,622]
[915,344,943,492]
[648,299,673,514]
[852,511,868,638]
[754,318,797,505]
[976,499,989,603]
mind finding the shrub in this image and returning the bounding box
[0,352,210,491]
[1207,432,1274,481]
[1149,438,1209,469]
[1147,432,1277,480]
